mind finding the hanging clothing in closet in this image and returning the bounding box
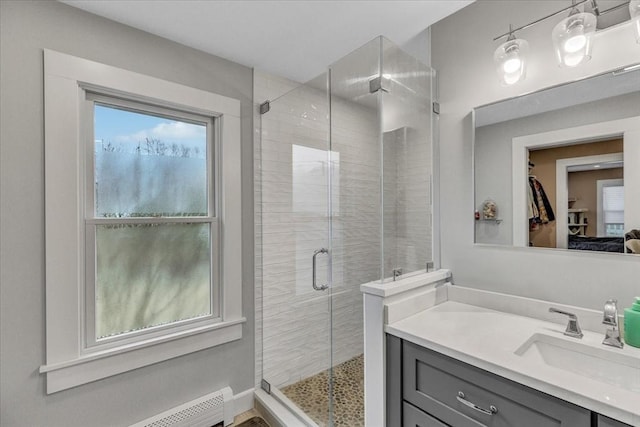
[528,176,555,228]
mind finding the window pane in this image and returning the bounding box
[603,185,624,234]
[94,104,208,217]
[606,224,625,237]
[95,223,212,339]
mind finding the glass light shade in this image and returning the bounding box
[552,11,597,67]
[494,37,528,86]
[631,0,640,44]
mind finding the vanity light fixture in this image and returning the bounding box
[552,1,597,67]
[494,25,529,86]
[631,0,640,43]
[492,0,637,84]
[612,62,640,75]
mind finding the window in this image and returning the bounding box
[597,179,624,237]
[88,98,217,346]
[42,50,244,393]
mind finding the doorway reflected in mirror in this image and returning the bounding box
[528,138,624,253]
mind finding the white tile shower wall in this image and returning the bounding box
[397,125,433,272]
[254,70,379,389]
[383,126,433,278]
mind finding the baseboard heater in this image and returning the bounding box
[130,386,234,427]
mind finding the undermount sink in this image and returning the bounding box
[515,333,640,393]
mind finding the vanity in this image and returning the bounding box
[384,299,639,427]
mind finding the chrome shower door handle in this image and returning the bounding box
[312,248,329,291]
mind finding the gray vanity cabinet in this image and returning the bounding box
[387,335,592,427]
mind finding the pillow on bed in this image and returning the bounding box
[626,239,640,254]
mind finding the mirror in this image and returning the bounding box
[473,65,640,255]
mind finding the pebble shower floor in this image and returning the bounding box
[281,354,364,427]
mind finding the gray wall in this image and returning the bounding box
[432,1,640,310]
[0,2,254,426]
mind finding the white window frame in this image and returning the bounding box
[41,50,244,394]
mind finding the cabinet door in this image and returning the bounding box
[598,414,633,427]
[403,341,591,427]
[404,402,449,427]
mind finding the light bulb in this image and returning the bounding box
[552,11,596,67]
[494,35,528,86]
[564,34,586,53]
[563,54,584,67]
[503,57,522,74]
[503,72,522,86]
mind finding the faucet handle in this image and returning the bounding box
[549,307,583,339]
[603,299,619,327]
[602,299,624,348]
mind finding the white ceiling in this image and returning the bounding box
[59,0,473,83]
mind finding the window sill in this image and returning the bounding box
[40,317,246,394]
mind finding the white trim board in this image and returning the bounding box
[233,388,256,417]
[555,153,623,249]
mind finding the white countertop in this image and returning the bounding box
[385,301,640,425]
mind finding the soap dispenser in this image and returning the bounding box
[624,297,640,348]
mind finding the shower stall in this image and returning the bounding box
[256,36,436,426]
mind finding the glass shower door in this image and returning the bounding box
[258,72,335,426]
[257,36,435,427]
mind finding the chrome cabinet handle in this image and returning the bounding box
[456,392,498,416]
[312,248,329,291]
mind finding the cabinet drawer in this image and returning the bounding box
[598,414,633,427]
[403,341,590,427]
[403,401,449,427]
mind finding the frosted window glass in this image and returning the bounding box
[95,223,211,339]
[94,105,207,217]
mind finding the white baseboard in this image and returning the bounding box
[233,388,255,416]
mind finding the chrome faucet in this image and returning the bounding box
[549,307,583,338]
[602,299,624,348]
